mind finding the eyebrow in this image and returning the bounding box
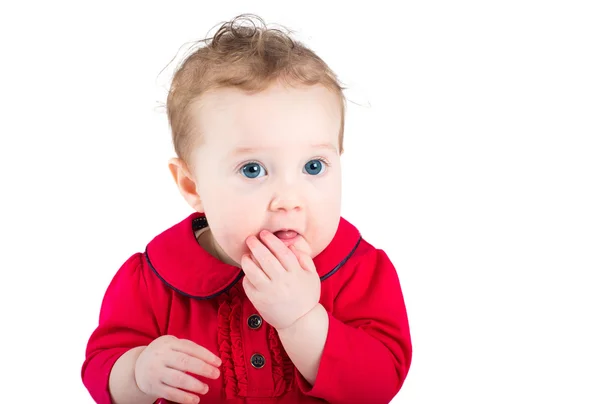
[230,143,338,156]
[312,143,339,153]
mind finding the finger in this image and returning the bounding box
[161,367,209,395]
[290,245,316,272]
[246,235,284,279]
[248,254,264,277]
[158,382,201,404]
[259,230,300,271]
[241,253,270,287]
[166,351,221,380]
[242,274,259,300]
[172,339,222,367]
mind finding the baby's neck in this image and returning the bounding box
[195,227,238,267]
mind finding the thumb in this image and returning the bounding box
[290,245,316,273]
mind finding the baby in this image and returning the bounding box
[82,14,412,404]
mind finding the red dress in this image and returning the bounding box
[82,212,412,403]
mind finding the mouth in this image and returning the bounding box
[272,229,301,247]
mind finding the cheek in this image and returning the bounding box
[218,227,248,261]
[308,177,342,253]
[314,174,342,213]
[315,201,340,239]
[204,189,263,261]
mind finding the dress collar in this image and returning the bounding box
[145,212,361,299]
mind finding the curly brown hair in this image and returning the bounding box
[165,14,347,164]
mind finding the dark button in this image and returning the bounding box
[251,353,265,369]
[247,314,263,330]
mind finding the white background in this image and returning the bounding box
[1,1,598,403]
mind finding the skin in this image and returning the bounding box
[108,81,343,404]
[176,81,343,267]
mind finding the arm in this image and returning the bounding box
[81,253,162,404]
[276,303,329,385]
[108,347,157,404]
[282,247,412,404]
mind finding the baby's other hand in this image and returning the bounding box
[134,335,222,404]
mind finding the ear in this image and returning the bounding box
[168,157,204,212]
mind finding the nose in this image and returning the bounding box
[268,182,302,212]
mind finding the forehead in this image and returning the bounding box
[191,83,341,151]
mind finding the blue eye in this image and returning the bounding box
[304,159,325,175]
[241,162,266,178]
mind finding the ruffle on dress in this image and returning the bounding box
[217,283,294,398]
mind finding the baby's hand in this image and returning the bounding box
[134,335,222,404]
[241,230,321,331]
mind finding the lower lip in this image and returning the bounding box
[280,235,300,247]
[275,231,300,247]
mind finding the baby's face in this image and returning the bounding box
[188,82,342,266]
